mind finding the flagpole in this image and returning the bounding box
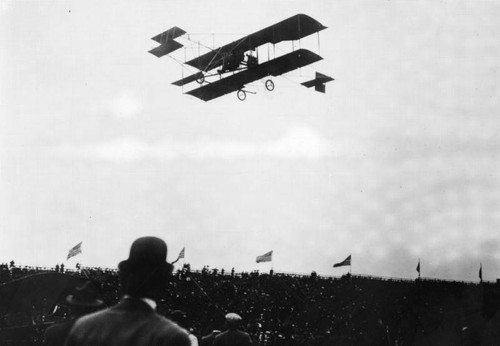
[272,250,274,271]
[418,258,421,279]
[480,262,483,283]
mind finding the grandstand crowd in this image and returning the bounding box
[1,259,500,345]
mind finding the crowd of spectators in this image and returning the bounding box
[0,261,499,345]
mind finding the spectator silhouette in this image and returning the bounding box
[43,281,104,346]
[213,313,252,346]
[65,236,190,346]
[200,330,221,346]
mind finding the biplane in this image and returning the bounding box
[149,14,333,101]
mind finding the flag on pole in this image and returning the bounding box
[479,263,483,282]
[333,255,351,268]
[172,247,185,264]
[67,242,82,260]
[177,247,185,260]
[256,251,273,263]
[416,259,421,276]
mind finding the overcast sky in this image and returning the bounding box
[1,0,499,281]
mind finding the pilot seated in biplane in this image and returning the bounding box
[245,53,258,68]
[218,51,245,74]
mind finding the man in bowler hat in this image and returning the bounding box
[43,281,104,346]
[213,313,253,346]
[65,236,190,346]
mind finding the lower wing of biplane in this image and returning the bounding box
[148,14,334,101]
[186,49,323,101]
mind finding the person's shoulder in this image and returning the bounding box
[43,321,74,342]
[235,330,252,344]
[45,320,79,346]
[229,329,250,337]
[214,330,252,345]
[213,330,230,345]
[238,330,251,338]
[44,321,62,335]
[188,333,199,346]
[71,307,110,330]
[214,330,229,339]
[45,320,73,332]
[153,316,191,345]
[233,329,252,343]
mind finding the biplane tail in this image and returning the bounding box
[301,72,334,93]
[149,26,186,57]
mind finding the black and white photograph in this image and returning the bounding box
[1,0,500,344]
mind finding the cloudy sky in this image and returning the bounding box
[1,0,499,281]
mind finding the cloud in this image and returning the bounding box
[56,125,338,161]
[0,2,12,12]
[108,91,143,119]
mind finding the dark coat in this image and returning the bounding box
[44,320,76,346]
[200,332,218,346]
[65,297,190,346]
[213,329,252,346]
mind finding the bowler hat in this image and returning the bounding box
[225,312,242,325]
[119,236,173,274]
[66,281,104,307]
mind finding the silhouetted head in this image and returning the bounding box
[66,281,104,316]
[118,236,174,299]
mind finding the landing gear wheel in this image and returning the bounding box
[196,74,205,84]
[237,90,247,101]
[265,79,275,91]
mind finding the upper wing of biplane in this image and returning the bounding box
[186,49,322,101]
[184,14,326,72]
